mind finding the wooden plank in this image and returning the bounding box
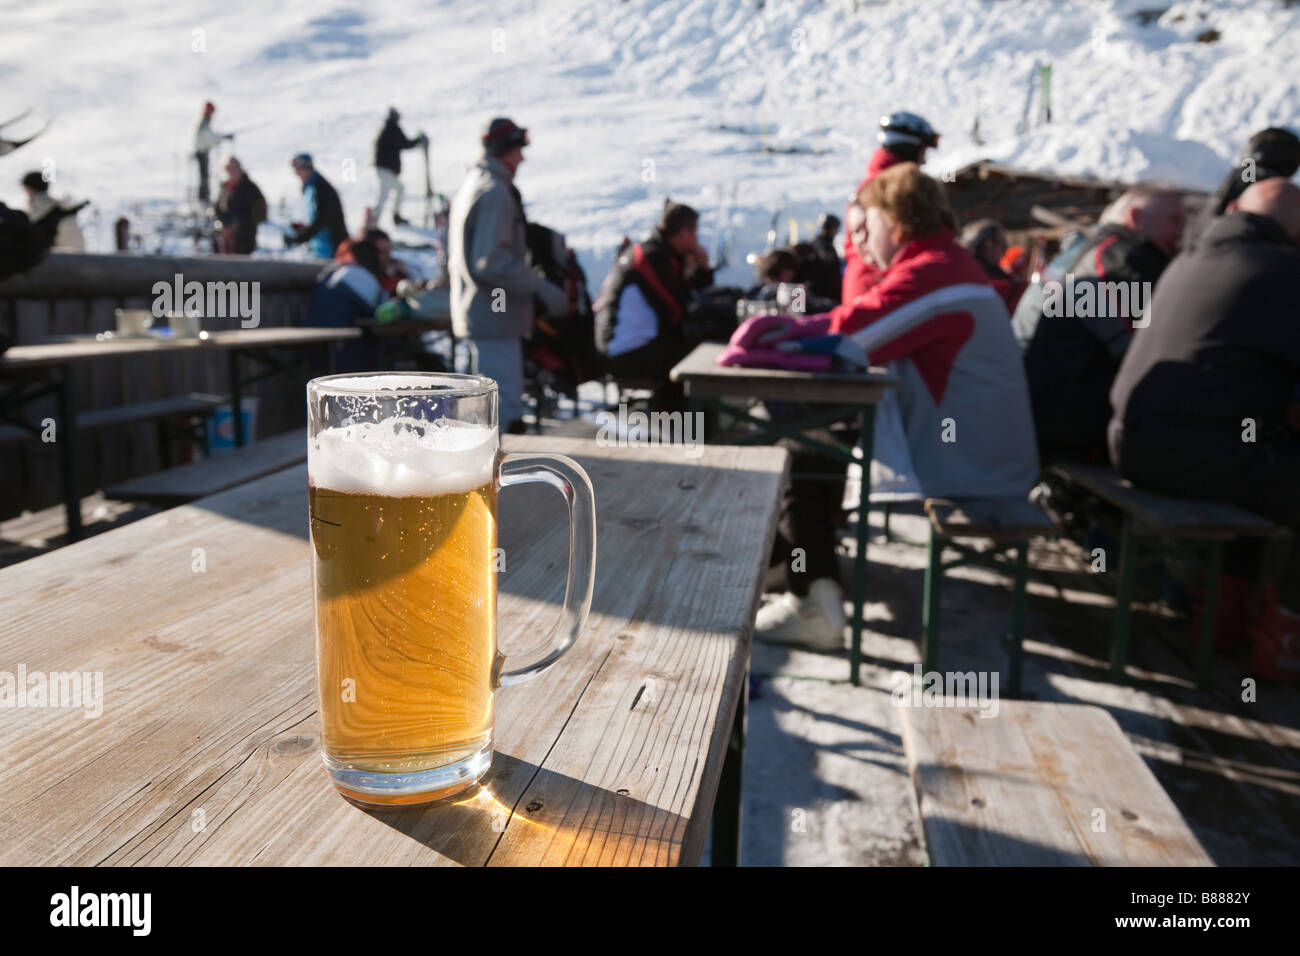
[1051,463,1274,537]
[106,429,307,504]
[0,327,360,370]
[926,497,1056,540]
[0,435,788,866]
[79,394,223,430]
[899,700,1214,866]
[670,342,899,405]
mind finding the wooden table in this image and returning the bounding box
[900,700,1213,866]
[0,435,788,866]
[0,326,427,540]
[671,342,899,684]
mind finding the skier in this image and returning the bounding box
[373,108,427,226]
[193,101,233,207]
[286,154,348,260]
[20,171,86,252]
[447,117,571,433]
[214,157,266,255]
[841,112,940,303]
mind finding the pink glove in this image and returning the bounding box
[716,344,832,372]
[729,313,832,349]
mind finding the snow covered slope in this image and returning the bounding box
[3,0,1298,284]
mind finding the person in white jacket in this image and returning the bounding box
[193,101,233,207]
[448,117,570,432]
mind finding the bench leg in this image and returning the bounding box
[56,367,83,542]
[1009,542,1029,698]
[710,673,746,867]
[1196,541,1224,689]
[1111,515,1138,682]
[922,527,943,675]
[882,501,893,542]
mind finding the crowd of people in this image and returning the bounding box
[4,94,1299,679]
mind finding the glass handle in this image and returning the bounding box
[494,452,596,688]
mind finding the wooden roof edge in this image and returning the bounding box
[947,159,1210,197]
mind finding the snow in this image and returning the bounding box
[3,0,1298,286]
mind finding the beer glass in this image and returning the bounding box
[306,372,596,805]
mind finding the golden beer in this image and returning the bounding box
[311,482,498,784]
[308,372,595,806]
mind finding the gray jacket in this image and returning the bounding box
[448,154,565,339]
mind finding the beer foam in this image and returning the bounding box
[309,418,497,497]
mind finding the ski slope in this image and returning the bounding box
[2,0,1298,285]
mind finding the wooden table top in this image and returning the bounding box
[670,342,899,404]
[0,435,788,866]
[0,327,365,370]
[900,699,1213,866]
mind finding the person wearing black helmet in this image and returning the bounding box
[448,117,571,433]
[842,111,940,303]
[21,170,86,251]
[373,107,426,227]
[1184,126,1300,247]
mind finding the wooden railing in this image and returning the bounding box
[0,253,326,520]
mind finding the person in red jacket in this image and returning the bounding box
[841,112,940,303]
[744,164,1038,649]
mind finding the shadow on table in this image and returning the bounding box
[358,750,696,866]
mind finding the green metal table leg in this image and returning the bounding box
[882,502,893,542]
[850,406,876,686]
[922,527,943,675]
[710,673,746,867]
[1111,516,1139,682]
[228,349,245,448]
[1009,542,1029,697]
[1197,541,1224,689]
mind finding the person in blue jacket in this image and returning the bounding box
[286,153,347,259]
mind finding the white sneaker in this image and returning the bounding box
[755,578,847,651]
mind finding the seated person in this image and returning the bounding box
[1012,184,1185,464]
[1109,179,1300,678]
[747,248,838,314]
[960,218,1024,314]
[364,227,411,295]
[594,201,712,404]
[733,164,1039,648]
[305,236,386,371]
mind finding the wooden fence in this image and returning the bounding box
[0,252,326,520]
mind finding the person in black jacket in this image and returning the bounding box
[214,157,265,254]
[594,202,712,401]
[1011,184,1185,464]
[286,154,347,259]
[1109,179,1300,675]
[1110,179,1300,525]
[373,108,426,226]
[1183,127,1300,248]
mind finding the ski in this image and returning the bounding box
[1017,60,1039,135]
[420,132,435,230]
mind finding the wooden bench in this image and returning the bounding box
[899,700,1213,866]
[106,428,307,505]
[1050,463,1275,687]
[0,393,224,460]
[922,497,1057,696]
